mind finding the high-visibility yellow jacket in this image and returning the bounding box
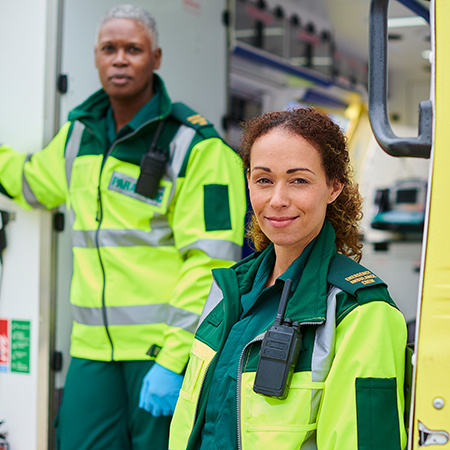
[0,75,246,372]
[170,221,407,449]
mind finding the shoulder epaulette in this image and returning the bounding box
[170,102,220,139]
[327,253,386,296]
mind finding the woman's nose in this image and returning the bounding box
[269,183,289,208]
[113,49,128,65]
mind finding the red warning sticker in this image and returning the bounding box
[0,318,9,371]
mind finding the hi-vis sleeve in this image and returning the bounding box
[317,300,408,450]
[155,136,247,373]
[0,122,71,210]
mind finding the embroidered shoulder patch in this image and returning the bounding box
[345,270,378,286]
[328,253,386,296]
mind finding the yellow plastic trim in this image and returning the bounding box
[412,0,450,447]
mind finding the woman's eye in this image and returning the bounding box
[292,178,308,184]
[255,177,271,184]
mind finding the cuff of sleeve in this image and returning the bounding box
[155,349,188,375]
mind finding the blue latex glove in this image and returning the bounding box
[139,363,184,416]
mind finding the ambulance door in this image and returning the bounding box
[0,0,62,449]
[368,0,450,447]
[409,0,450,446]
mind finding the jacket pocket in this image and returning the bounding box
[70,156,100,193]
[179,340,216,403]
[241,371,325,449]
[170,340,216,450]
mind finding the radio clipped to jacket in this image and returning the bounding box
[253,279,301,400]
[135,121,168,200]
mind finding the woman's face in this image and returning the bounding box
[247,128,343,257]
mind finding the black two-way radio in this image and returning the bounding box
[253,279,301,400]
[135,121,168,200]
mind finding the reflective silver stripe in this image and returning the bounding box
[68,206,76,230]
[167,125,196,181]
[164,124,196,207]
[72,303,198,333]
[72,229,96,248]
[72,303,169,326]
[300,285,340,449]
[311,286,339,381]
[22,154,46,208]
[167,306,200,335]
[149,214,174,246]
[198,279,223,328]
[72,230,240,256]
[100,228,173,247]
[65,121,85,188]
[180,239,241,262]
[72,227,173,248]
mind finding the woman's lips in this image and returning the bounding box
[265,216,298,228]
[109,74,132,85]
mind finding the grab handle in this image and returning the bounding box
[368,0,432,158]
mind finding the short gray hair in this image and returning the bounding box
[97,4,159,49]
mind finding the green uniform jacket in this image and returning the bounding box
[0,75,246,372]
[170,222,407,449]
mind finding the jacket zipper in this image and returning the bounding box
[236,333,265,450]
[95,185,115,360]
[94,116,163,361]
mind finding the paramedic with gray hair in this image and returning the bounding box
[0,4,246,449]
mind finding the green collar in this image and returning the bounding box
[218,221,337,325]
[285,221,337,323]
[105,87,161,145]
[240,236,316,316]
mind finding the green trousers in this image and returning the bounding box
[54,357,171,450]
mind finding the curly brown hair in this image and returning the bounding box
[240,107,363,261]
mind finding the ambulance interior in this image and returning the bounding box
[0,0,432,448]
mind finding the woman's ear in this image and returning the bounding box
[328,181,344,204]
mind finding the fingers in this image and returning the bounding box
[139,390,174,416]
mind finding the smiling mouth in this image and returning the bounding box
[266,216,298,228]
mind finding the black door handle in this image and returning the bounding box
[368,0,432,158]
